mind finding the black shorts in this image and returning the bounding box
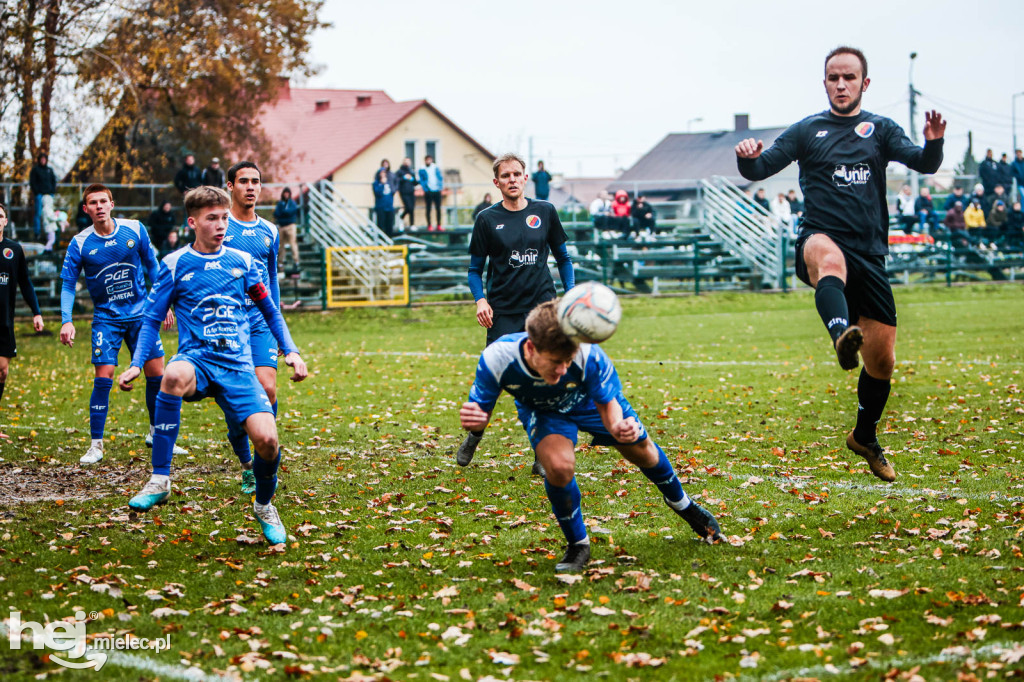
[486,312,528,346]
[0,324,16,358]
[795,232,897,327]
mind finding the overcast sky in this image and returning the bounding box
[306,0,1024,177]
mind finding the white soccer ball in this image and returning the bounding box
[557,281,622,343]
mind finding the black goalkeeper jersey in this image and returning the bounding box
[0,238,41,330]
[737,109,943,256]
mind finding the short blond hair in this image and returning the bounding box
[184,186,231,216]
[492,153,526,178]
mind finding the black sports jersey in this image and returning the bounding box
[469,198,567,314]
[0,238,41,329]
[738,110,943,256]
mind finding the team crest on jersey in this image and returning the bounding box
[2,248,12,259]
[264,237,271,248]
[127,239,136,249]
[564,382,577,390]
[231,268,243,278]
[855,122,875,138]
[526,215,542,229]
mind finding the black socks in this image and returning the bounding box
[815,276,850,343]
[853,368,891,445]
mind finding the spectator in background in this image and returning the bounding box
[589,191,611,229]
[753,187,770,211]
[1006,201,1024,247]
[373,169,396,237]
[943,185,966,212]
[996,153,1014,194]
[914,186,939,234]
[533,160,552,201]
[631,195,656,233]
[419,155,444,230]
[395,158,417,228]
[895,184,917,234]
[964,197,987,245]
[158,229,181,259]
[42,196,69,251]
[1012,150,1024,200]
[148,201,178,247]
[202,157,225,188]
[174,154,202,194]
[943,201,968,247]
[978,149,998,196]
[473,193,493,220]
[376,159,397,192]
[987,185,1009,217]
[786,189,804,223]
[608,189,632,237]
[769,191,793,236]
[987,200,1008,247]
[967,183,986,212]
[273,187,301,272]
[29,152,57,240]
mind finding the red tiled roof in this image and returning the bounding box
[259,86,491,184]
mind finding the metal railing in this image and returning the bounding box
[699,176,782,284]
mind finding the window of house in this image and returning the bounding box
[404,141,416,164]
[425,140,439,164]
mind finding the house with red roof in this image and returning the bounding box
[261,82,495,219]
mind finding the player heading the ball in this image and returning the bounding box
[459,300,722,573]
[118,186,308,546]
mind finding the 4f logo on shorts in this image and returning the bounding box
[832,163,871,187]
[509,249,538,268]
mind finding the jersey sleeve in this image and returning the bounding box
[546,206,568,246]
[883,120,943,174]
[468,213,490,258]
[737,122,803,181]
[581,345,622,405]
[15,245,41,316]
[60,237,83,282]
[268,226,281,306]
[141,261,175,324]
[138,224,160,286]
[467,352,502,413]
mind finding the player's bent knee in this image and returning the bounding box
[544,460,575,487]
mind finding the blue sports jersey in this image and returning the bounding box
[140,245,295,371]
[468,332,621,414]
[60,220,160,322]
[225,214,280,330]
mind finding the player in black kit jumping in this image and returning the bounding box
[457,153,575,474]
[0,202,45,433]
[735,46,945,482]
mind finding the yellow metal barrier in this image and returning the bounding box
[324,245,409,308]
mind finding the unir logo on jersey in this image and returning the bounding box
[525,215,542,229]
[832,163,871,187]
[855,122,875,138]
[509,248,539,268]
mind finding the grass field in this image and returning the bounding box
[2,283,1023,681]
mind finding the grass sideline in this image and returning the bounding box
[1,283,1022,681]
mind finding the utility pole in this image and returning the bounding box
[528,136,534,175]
[908,52,920,195]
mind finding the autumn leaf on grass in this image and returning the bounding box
[591,606,616,616]
[488,651,520,665]
[772,600,794,611]
[555,574,584,585]
[433,585,459,599]
[868,588,909,599]
[511,578,537,592]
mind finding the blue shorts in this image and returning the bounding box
[249,321,279,369]
[172,355,273,427]
[91,317,165,366]
[516,394,648,450]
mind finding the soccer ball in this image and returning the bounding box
[557,281,621,343]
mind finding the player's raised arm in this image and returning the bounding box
[734,138,764,159]
[459,402,491,431]
[884,110,945,174]
[735,126,800,181]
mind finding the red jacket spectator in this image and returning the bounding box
[611,190,631,217]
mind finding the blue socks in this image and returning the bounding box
[89,377,113,439]
[145,376,162,427]
[253,448,281,505]
[151,392,182,476]
[544,476,588,544]
[640,443,691,510]
[272,401,278,417]
[227,426,253,466]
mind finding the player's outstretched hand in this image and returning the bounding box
[611,416,641,443]
[284,352,308,382]
[459,402,491,431]
[475,299,493,329]
[59,322,76,347]
[32,315,44,332]
[118,366,141,392]
[923,110,946,141]
[163,309,176,331]
[735,138,764,159]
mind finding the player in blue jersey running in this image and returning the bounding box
[222,161,280,494]
[460,301,723,572]
[117,186,308,545]
[59,184,179,464]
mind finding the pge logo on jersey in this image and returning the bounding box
[832,163,871,187]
